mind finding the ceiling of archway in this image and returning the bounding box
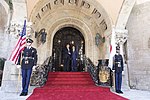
[27,0,124,25]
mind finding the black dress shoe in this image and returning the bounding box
[20,92,25,96]
[119,90,123,94]
[24,92,28,96]
[116,90,120,93]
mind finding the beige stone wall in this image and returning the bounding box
[126,1,150,90]
[0,4,7,31]
[0,2,8,59]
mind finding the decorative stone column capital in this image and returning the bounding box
[115,29,128,45]
[9,21,33,37]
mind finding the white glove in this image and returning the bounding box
[16,65,21,69]
[112,70,115,72]
[122,71,125,75]
[32,66,37,71]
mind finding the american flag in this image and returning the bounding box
[9,20,26,64]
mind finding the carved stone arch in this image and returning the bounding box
[29,0,113,34]
[0,1,9,14]
[46,17,94,61]
[29,0,114,64]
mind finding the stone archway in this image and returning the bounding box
[44,17,96,65]
[35,16,95,65]
[0,3,8,33]
[29,0,113,65]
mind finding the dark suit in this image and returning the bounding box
[112,54,123,92]
[71,50,78,71]
[17,47,37,94]
[63,47,71,71]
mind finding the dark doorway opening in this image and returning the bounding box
[52,27,85,72]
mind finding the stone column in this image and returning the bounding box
[115,28,130,90]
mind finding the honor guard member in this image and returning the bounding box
[17,38,38,96]
[112,46,124,94]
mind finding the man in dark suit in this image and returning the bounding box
[63,44,71,71]
[17,38,37,96]
[71,46,78,71]
[112,46,124,94]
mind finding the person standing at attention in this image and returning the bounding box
[17,38,38,96]
[112,45,124,94]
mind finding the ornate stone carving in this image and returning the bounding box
[115,29,128,45]
[33,0,108,33]
[9,21,33,37]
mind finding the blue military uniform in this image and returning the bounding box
[17,38,37,96]
[112,46,124,94]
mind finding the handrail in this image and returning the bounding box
[84,57,98,85]
[83,57,113,87]
[30,56,53,86]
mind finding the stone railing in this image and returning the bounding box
[30,56,53,86]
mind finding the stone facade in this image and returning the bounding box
[1,0,150,92]
[126,1,150,90]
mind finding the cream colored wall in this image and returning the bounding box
[26,0,124,24]
[96,0,124,25]
[136,0,150,4]
[26,0,39,19]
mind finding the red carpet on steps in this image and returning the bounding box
[27,72,128,100]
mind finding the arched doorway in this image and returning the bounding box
[52,27,85,72]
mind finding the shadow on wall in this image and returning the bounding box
[0,58,6,86]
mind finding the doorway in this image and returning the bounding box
[52,27,85,71]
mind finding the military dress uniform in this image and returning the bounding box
[17,38,37,96]
[112,47,124,94]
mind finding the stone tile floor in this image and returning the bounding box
[0,87,150,100]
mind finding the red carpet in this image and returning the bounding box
[27,72,128,100]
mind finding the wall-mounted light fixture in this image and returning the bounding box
[95,33,105,46]
[40,29,47,44]
[35,28,47,44]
